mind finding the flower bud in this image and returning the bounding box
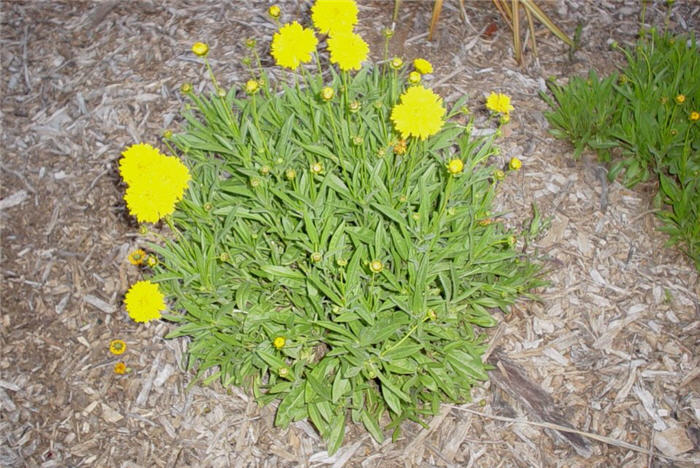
[390,57,403,70]
[310,252,322,263]
[268,5,281,19]
[245,79,259,94]
[191,42,209,57]
[285,168,296,180]
[369,260,383,273]
[180,83,192,94]
[447,158,464,175]
[320,87,334,101]
[408,71,421,85]
[310,162,323,175]
[509,157,522,171]
[348,100,361,113]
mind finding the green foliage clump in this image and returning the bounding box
[151,49,540,453]
[542,29,700,269]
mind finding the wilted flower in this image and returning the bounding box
[128,249,146,266]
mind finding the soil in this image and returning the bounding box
[1,1,698,467]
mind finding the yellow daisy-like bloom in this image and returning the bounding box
[390,85,446,140]
[675,94,685,104]
[191,42,209,57]
[124,280,166,323]
[311,0,358,36]
[486,92,514,115]
[120,144,191,224]
[273,336,286,349]
[270,22,318,71]
[369,260,383,273]
[690,111,699,121]
[109,339,126,355]
[447,159,464,175]
[327,31,369,72]
[509,157,522,170]
[413,58,433,74]
[114,362,127,375]
[128,249,146,265]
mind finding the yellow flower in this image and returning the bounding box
[311,0,358,36]
[114,362,127,375]
[447,159,464,175]
[128,249,146,265]
[180,83,192,94]
[390,85,446,140]
[327,31,369,71]
[408,71,421,85]
[109,339,126,355]
[390,57,403,70]
[369,260,383,273]
[486,92,514,115]
[413,58,433,74]
[245,79,259,94]
[675,94,685,104]
[191,42,209,57]
[273,336,286,349]
[393,139,407,155]
[320,86,334,101]
[310,162,323,174]
[509,157,522,170]
[690,111,699,121]
[124,280,165,323]
[271,22,318,71]
[119,144,191,223]
[145,255,158,267]
[268,5,281,19]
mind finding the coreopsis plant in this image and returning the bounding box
[122,1,540,453]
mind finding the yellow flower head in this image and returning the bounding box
[271,22,318,71]
[390,57,403,70]
[311,0,358,36]
[273,336,286,349]
[675,94,685,104]
[191,42,209,57]
[408,71,421,85]
[124,280,165,323]
[509,157,522,171]
[447,159,464,175]
[690,111,699,121]
[109,339,126,355]
[486,92,514,115]
[393,139,407,155]
[390,85,446,140]
[327,31,369,71]
[369,260,383,273]
[128,249,146,265]
[413,58,433,74]
[114,362,127,375]
[245,79,259,94]
[146,255,158,267]
[268,5,281,19]
[320,86,335,101]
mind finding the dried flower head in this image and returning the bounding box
[128,249,146,265]
[109,339,126,355]
[393,139,407,155]
[114,362,127,374]
[311,0,358,36]
[271,22,318,71]
[124,280,165,323]
[191,42,209,57]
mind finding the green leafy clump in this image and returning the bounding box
[151,43,540,454]
[542,29,700,269]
